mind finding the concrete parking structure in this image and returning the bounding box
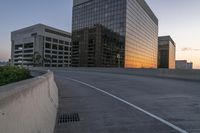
[53,68,200,133]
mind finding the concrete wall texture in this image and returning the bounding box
[0,71,58,133]
[63,68,200,81]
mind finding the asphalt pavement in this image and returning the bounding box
[53,69,200,133]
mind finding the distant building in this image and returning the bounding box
[0,61,7,66]
[176,60,193,70]
[158,36,176,69]
[72,0,158,68]
[187,62,193,69]
[11,24,71,67]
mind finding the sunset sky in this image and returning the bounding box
[0,0,199,68]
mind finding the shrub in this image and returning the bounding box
[0,66,31,86]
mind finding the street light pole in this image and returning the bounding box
[117,53,120,68]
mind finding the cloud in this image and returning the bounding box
[181,47,200,51]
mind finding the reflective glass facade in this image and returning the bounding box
[125,0,158,68]
[72,0,158,68]
[73,0,126,35]
[158,36,176,69]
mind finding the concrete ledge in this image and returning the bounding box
[0,71,58,133]
[58,68,200,81]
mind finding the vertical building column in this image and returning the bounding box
[95,25,102,67]
[22,43,24,66]
[11,40,14,65]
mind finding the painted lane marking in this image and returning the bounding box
[65,77,188,133]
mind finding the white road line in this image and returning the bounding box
[65,77,188,133]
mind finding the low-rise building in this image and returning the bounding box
[158,36,176,69]
[176,60,193,70]
[11,24,71,67]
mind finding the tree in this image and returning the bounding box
[6,59,11,66]
[32,52,42,67]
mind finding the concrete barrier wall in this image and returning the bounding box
[63,68,200,81]
[0,71,58,133]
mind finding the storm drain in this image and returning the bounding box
[58,113,80,124]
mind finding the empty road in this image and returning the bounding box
[53,69,200,133]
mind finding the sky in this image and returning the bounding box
[0,0,199,69]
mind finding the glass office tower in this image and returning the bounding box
[72,0,158,68]
[158,36,176,69]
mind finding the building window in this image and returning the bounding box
[64,47,69,51]
[45,43,51,49]
[65,41,69,45]
[52,51,57,54]
[52,44,57,50]
[59,45,63,50]
[45,50,51,53]
[46,37,52,42]
[59,40,64,44]
[53,39,58,43]
[24,43,33,49]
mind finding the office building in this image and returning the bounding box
[72,0,158,68]
[11,24,71,67]
[158,36,176,69]
[176,60,193,70]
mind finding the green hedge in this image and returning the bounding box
[0,66,31,86]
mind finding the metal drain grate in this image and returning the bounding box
[58,113,80,124]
